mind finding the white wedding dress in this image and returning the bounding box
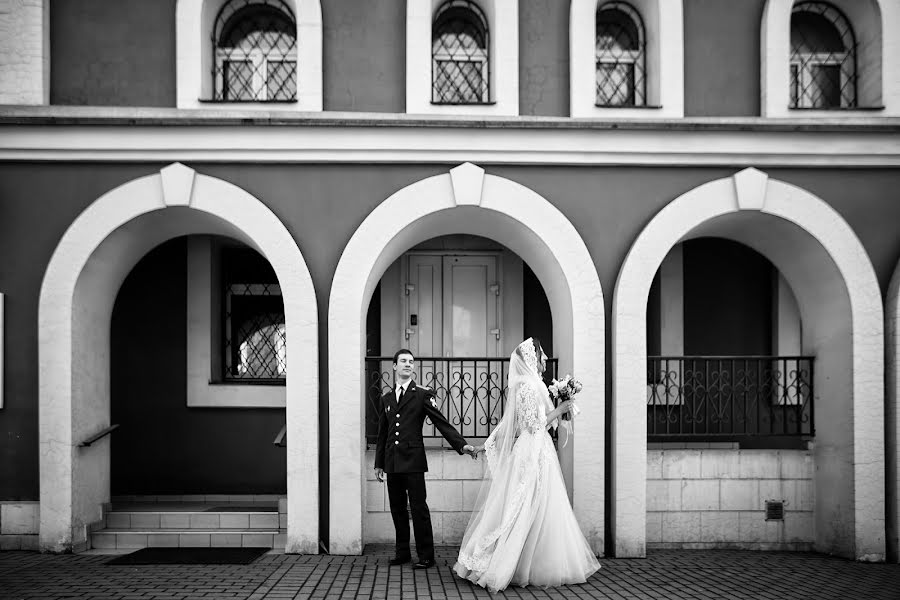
[454,339,600,593]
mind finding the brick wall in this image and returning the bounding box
[364,449,483,545]
[646,449,814,550]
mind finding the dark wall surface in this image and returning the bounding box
[322,0,406,112]
[110,238,286,494]
[683,238,773,355]
[50,0,177,106]
[2,161,900,501]
[683,0,765,116]
[519,0,569,117]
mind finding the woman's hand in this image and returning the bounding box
[557,400,574,415]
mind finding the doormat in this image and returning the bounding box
[106,547,269,565]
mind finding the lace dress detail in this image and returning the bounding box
[457,383,549,574]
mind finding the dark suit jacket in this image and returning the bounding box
[374,381,467,473]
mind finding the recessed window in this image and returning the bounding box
[595,2,646,107]
[214,0,297,102]
[432,0,490,104]
[222,248,286,381]
[789,2,856,109]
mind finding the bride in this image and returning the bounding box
[453,337,600,592]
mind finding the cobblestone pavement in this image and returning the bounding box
[1,545,899,600]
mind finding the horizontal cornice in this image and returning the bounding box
[1,106,898,167]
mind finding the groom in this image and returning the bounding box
[374,349,477,569]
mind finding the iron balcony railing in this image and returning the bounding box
[365,356,559,443]
[647,356,814,439]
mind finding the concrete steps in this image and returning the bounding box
[88,498,286,551]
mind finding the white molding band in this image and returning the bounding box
[406,0,519,116]
[761,0,899,117]
[570,0,684,118]
[38,163,318,553]
[612,167,885,560]
[176,0,322,111]
[0,0,49,105]
[2,119,900,166]
[328,162,605,555]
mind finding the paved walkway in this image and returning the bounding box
[1,545,899,600]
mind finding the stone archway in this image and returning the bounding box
[328,163,605,554]
[885,260,900,562]
[38,163,318,553]
[612,167,884,560]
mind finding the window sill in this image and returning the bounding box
[199,99,298,104]
[594,104,663,109]
[788,106,885,111]
[430,101,497,106]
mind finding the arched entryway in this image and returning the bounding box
[38,163,318,553]
[328,163,605,555]
[612,167,884,560]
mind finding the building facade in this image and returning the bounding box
[0,0,899,563]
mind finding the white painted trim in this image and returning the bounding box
[328,162,604,555]
[407,0,519,116]
[2,121,900,167]
[186,237,286,408]
[38,163,318,553]
[176,0,322,111]
[570,0,684,118]
[612,167,884,560]
[0,0,49,105]
[761,0,899,116]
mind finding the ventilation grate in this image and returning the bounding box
[765,500,785,521]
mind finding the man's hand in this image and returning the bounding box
[375,467,384,482]
[462,445,478,460]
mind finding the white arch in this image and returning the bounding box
[328,163,605,554]
[612,167,884,560]
[761,0,898,116]
[176,0,323,110]
[886,260,900,562]
[38,163,319,553]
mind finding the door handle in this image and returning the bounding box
[405,328,415,340]
[490,328,500,340]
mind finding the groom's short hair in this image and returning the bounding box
[393,349,414,364]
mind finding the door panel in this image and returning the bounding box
[406,255,442,357]
[443,255,498,357]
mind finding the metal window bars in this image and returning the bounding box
[364,357,560,443]
[432,0,490,104]
[213,0,297,102]
[646,356,814,439]
[224,283,287,381]
[789,1,856,109]
[595,2,646,107]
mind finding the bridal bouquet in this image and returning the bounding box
[548,374,582,421]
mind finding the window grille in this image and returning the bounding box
[595,2,646,107]
[789,1,856,109]
[432,0,490,104]
[213,0,297,102]
[222,249,286,381]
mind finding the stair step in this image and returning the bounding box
[103,511,282,530]
[90,530,285,550]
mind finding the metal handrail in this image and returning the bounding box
[273,424,286,447]
[78,424,119,447]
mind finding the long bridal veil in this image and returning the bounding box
[456,338,556,575]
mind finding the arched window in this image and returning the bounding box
[213,0,297,102]
[595,2,646,107]
[789,1,856,109]
[432,0,490,104]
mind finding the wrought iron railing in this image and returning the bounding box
[647,356,814,439]
[365,357,558,443]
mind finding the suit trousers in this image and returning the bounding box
[386,472,434,561]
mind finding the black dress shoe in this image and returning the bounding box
[389,556,411,566]
[412,559,436,569]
